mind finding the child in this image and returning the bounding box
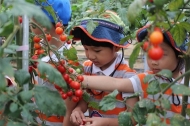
[67,17,138,126]
[81,25,189,124]
[30,0,72,126]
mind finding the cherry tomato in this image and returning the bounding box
[60,59,65,65]
[70,81,80,90]
[28,66,33,73]
[56,22,62,28]
[142,41,149,52]
[67,40,71,44]
[46,34,52,41]
[148,46,163,60]
[72,96,79,102]
[77,75,84,82]
[75,89,83,97]
[60,34,67,41]
[63,74,69,82]
[18,16,22,24]
[34,43,41,49]
[61,93,68,99]
[36,49,44,55]
[149,31,163,46]
[31,55,38,60]
[55,27,64,35]
[33,36,41,43]
[57,65,66,74]
[68,68,74,73]
[67,90,73,97]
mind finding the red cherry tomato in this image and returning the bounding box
[55,27,64,35]
[142,41,149,52]
[67,90,73,97]
[33,36,41,43]
[46,34,52,41]
[70,81,80,90]
[77,75,84,82]
[75,89,83,97]
[61,93,68,99]
[148,46,163,60]
[57,65,66,74]
[72,96,79,102]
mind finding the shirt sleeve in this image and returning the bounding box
[122,75,143,98]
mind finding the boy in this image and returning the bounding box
[68,17,138,126]
[31,0,72,126]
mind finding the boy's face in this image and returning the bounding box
[83,45,118,70]
[147,42,178,74]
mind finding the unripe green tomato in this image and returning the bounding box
[76,68,81,74]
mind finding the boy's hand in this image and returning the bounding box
[80,117,108,126]
[70,109,85,125]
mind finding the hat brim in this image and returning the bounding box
[70,23,129,48]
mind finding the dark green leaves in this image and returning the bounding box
[63,47,78,61]
[99,90,119,111]
[147,80,160,95]
[0,21,14,38]
[156,69,172,79]
[146,113,161,126]
[14,69,30,86]
[168,0,184,11]
[171,85,190,95]
[118,112,133,126]
[34,85,66,117]
[129,43,142,69]
[170,114,190,126]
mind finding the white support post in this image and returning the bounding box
[22,15,29,90]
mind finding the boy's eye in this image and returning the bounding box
[94,50,101,52]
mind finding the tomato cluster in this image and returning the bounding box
[29,22,84,102]
[142,27,164,60]
[54,61,84,102]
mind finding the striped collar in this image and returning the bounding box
[92,52,125,76]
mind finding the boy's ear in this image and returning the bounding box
[114,46,121,52]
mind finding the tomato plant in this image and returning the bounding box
[55,27,64,35]
[149,31,163,46]
[148,46,163,60]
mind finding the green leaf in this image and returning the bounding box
[119,35,131,45]
[21,108,34,123]
[186,108,190,117]
[86,20,98,34]
[170,24,186,47]
[99,90,119,111]
[88,101,99,110]
[171,85,190,95]
[170,114,190,126]
[168,0,184,11]
[147,80,160,95]
[14,69,30,86]
[37,61,67,91]
[132,103,147,125]
[82,90,90,102]
[129,43,142,69]
[138,99,155,112]
[0,120,6,126]
[156,69,173,79]
[143,74,154,83]
[10,103,18,113]
[160,98,171,110]
[0,21,14,37]
[7,122,26,126]
[19,90,33,102]
[0,58,14,77]
[63,47,78,61]
[160,83,169,90]
[34,85,66,117]
[9,0,51,29]
[146,113,161,126]
[179,22,190,32]
[118,111,133,126]
[0,73,7,90]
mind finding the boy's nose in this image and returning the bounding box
[151,59,159,65]
[87,52,96,60]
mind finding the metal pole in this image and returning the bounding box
[22,15,29,90]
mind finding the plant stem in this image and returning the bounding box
[162,69,190,94]
[181,57,190,116]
